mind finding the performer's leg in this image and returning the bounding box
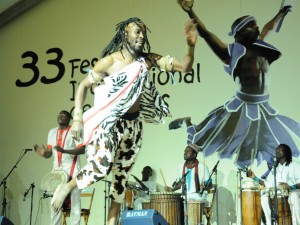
[107,117,143,224]
[70,187,81,225]
[288,191,300,225]
[52,128,116,212]
[51,178,78,212]
[108,200,122,225]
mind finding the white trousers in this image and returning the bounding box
[261,191,300,225]
[50,187,81,225]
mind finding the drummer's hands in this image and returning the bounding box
[34,144,45,155]
[34,144,52,158]
[246,169,255,179]
[278,182,290,191]
[165,186,173,192]
[55,146,64,153]
[71,121,82,141]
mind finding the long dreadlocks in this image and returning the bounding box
[280,144,293,166]
[101,17,151,58]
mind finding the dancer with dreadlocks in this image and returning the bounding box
[51,17,197,225]
[170,0,300,168]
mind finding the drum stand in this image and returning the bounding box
[182,176,189,225]
[200,160,220,225]
[0,149,29,216]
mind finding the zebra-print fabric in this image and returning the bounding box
[82,58,171,144]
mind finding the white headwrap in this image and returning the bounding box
[228,16,256,36]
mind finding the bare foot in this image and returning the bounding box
[169,117,191,130]
[51,183,71,212]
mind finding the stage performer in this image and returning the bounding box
[34,110,85,225]
[247,144,300,225]
[170,0,300,168]
[51,17,198,225]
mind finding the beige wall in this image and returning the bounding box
[1,0,300,224]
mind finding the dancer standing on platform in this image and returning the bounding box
[170,0,300,168]
[51,17,198,225]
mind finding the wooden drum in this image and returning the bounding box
[187,201,205,225]
[150,192,183,225]
[242,190,262,225]
[142,200,151,210]
[270,196,291,225]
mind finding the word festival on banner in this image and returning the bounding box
[16,47,201,113]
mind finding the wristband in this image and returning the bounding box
[253,176,260,182]
[290,184,297,190]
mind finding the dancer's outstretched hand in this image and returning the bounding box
[169,117,191,130]
[177,0,194,12]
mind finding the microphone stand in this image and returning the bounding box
[200,160,220,225]
[0,150,29,216]
[103,179,111,225]
[182,173,189,225]
[23,183,35,225]
[199,160,219,195]
[172,170,191,225]
[271,161,278,225]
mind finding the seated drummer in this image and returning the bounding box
[246,144,300,225]
[131,166,165,210]
[167,144,212,205]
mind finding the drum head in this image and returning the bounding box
[41,168,68,194]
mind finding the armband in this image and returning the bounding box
[87,69,104,84]
[73,107,83,121]
[158,55,174,72]
[253,176,260,182]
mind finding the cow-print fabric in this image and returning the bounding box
[76,116,143,203]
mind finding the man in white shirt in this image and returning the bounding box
[247,144,300,225]
[170,144,211,203]
[34,110,85,225]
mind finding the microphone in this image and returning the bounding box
[42,191,53,199]
[23,190,28,201]
[273,157,278,167]
[25,149,32,152]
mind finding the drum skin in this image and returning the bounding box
[41,168,68,194]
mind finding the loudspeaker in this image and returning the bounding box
[121,209,168,225]
[0,216,14,225]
